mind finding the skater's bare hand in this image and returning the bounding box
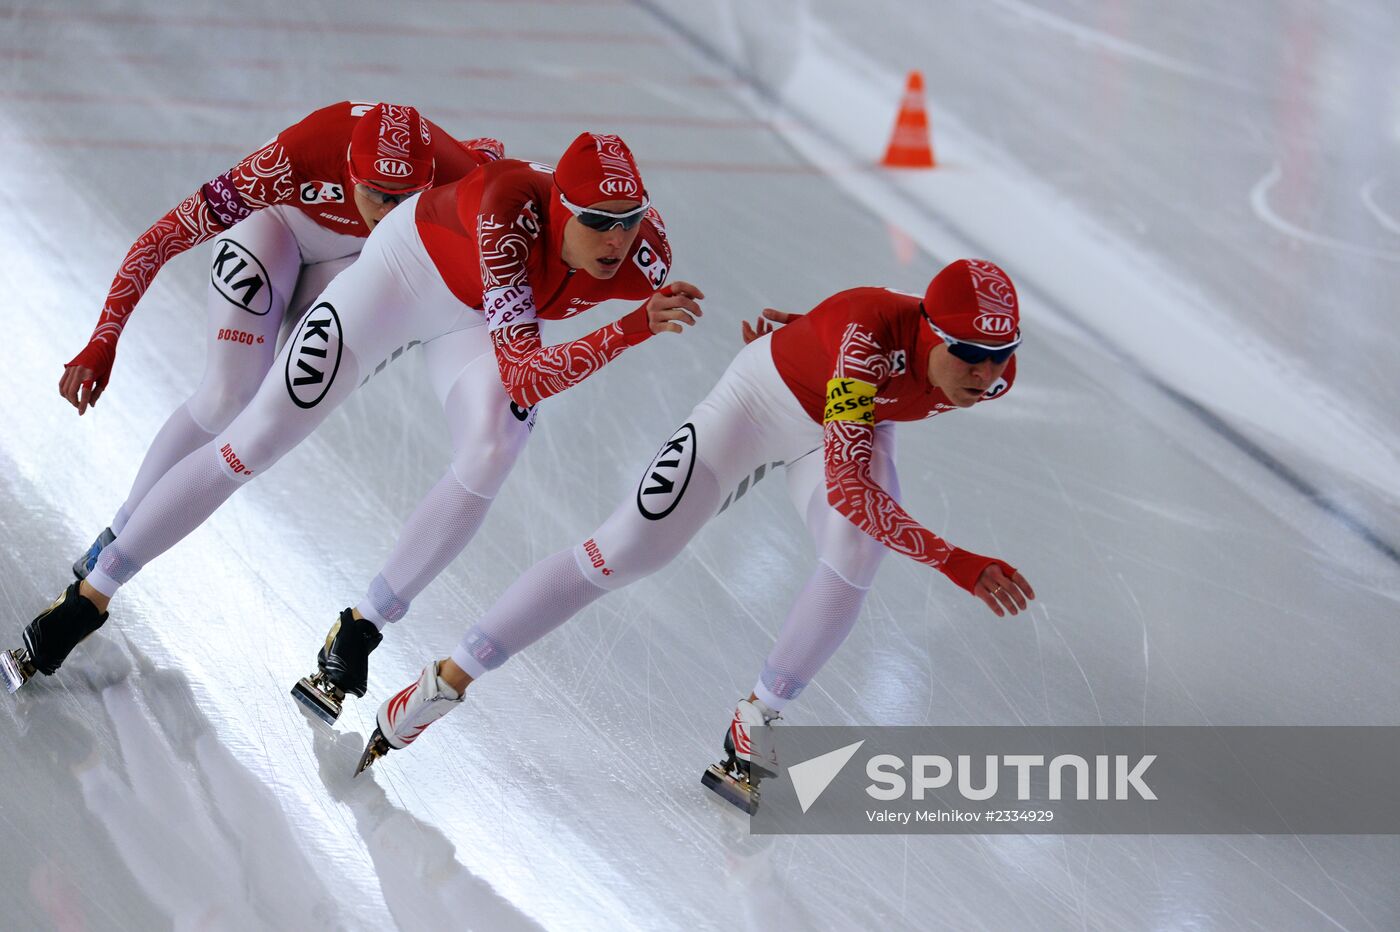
[647,281,705,335]
[59,365,104,415]
[973,565,1035,618]
[742,308,801,344]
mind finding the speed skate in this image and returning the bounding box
[702,698,781,814]
[0,648,36,694]
[290,671,348,726]
[353,661,463,777]
[291,609,384,725]
[702,759,764,815]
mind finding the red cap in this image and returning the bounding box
[348,103,436,193]
[923,259,1019,341]
[554,132,646,206]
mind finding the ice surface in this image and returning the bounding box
[1,1,1397,929]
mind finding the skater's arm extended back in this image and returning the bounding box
[62,139,298,409]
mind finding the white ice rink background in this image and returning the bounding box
[2,1,1398,929]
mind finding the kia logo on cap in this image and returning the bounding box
[375,158,412,177]
[600,178,639,197]
[975,313,1015,336]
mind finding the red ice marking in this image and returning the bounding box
[644,160,823,175]
[0,48,326,72]
[22,136,814,176]
[5,8,666,44]
[335,62,403,75]
[0,49,740,88]
[0,88,297,114]
[1,89,763,131]
[21,137,243,153]
[448,64,742,88]
[430,107,768,129]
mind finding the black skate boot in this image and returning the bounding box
[1,583,110,693]
[72,527,115,581]
[702,698,780,814]
[291,609,383,725]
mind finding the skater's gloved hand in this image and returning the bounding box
[742,308,801,344]
[941,548,1035,617]
[646,281,705,335]
[461,136,504,161]
[60,340,115,415]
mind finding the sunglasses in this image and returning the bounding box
[559,193,650,232]
[922,307,1021,364]
[351,177,421,207]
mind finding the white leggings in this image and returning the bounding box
[88,197,537,621]
[110,206,361,534]
[451,334,899,711]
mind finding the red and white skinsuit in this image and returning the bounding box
[415,155,671,408]
[71,100,498,393]
[771,286,1017,587]
[84,141,677,641]
[76,100,501,541]
[447,273,1023,717]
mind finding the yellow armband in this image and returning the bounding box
[823,378,877,424]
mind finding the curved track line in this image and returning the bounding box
[1360,176,1400,236]
[984,0,1254,91]
[1250,165,1400,261]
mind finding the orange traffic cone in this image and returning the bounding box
[882,70,936,169]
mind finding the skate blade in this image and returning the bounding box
[1,649,34,695]
[291,676,343,726]
[354,730,391,778]
[702,764,759,815]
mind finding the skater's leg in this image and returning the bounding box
[701,424,897,812]
[358,335,823,772]
[751,425,899,711]
[356,326,532,626]
[109,210,304,534]
[284,211,483,720]
[83,304,370,601]
[446,449,726,683]
[84,200,457,602]
[282,253,356,327]
[445,355,799,686]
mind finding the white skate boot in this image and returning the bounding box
[702,698,781,814]
[354,661,462,776]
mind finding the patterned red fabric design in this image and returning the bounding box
[414,157,671,409]
[68,101,497,390]
[772,287,1018,592]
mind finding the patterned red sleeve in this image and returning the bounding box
[489,310,654,408]
[822,322,1005,593]
[68,141,297,387]
[475,180,658,408]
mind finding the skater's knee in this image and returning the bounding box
[572,533,675,590]
[187,377,263,434]
[574,443,720,589]
[818,534,886,589]
[450,437,521,499]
